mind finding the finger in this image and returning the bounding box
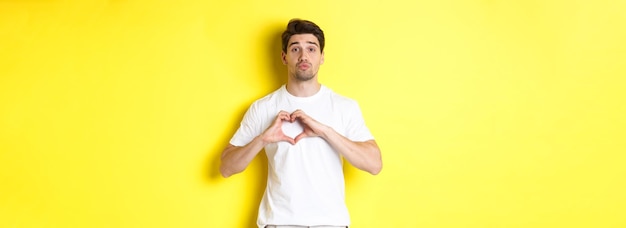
[278,111,291,121]
[290,111,304,122]
[274,116,285,125]
[294,132,307,143]
[295,109,307,115]
[282,136,296,145]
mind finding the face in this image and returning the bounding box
[282,34,325,82]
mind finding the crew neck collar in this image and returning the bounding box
[281,84,327,102]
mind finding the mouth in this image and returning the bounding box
[297,63,310,70]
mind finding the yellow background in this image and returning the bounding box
[1,0,625,227]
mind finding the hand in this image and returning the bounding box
[260,110,296,145]
[290,109,328,143]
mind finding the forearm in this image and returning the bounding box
[321,127,382,175]
[219,136,267,178]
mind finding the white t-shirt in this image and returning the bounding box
[229,85,374,227]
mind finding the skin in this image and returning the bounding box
[220,34,382,177]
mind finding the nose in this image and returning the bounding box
[298,51,309,62]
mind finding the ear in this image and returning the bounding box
[320,51,325,65]
[281,51,287,65]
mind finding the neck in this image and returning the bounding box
[286,79,321,97]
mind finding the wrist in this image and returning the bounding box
[257,134,270,146]
[320,125,334,139]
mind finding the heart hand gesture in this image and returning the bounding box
[261,110,328,145]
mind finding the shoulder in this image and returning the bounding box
[325,86,360,108]
[250,86,285,109]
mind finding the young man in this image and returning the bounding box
[220,19,382,228]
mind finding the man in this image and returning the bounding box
[220,19,382,228]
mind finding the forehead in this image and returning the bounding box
[288,34,319,45]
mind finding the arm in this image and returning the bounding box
[321,132,382,175]
[220,111,295,178]
[291,110,382,175]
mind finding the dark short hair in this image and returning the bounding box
[281,19,325,53]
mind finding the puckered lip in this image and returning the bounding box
[297,63,310,70]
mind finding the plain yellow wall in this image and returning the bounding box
[1,0,625,227]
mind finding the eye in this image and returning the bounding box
[291,47,299,52]
[308,47,315,52]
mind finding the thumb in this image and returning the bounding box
[282,135,296,145]
[294,132,307,144]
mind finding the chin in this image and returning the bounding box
[295,75,315,81]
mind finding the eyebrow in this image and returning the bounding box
[288,41,320,48]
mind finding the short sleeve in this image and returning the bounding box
[344,101,375,142]
[229,102,264,147]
